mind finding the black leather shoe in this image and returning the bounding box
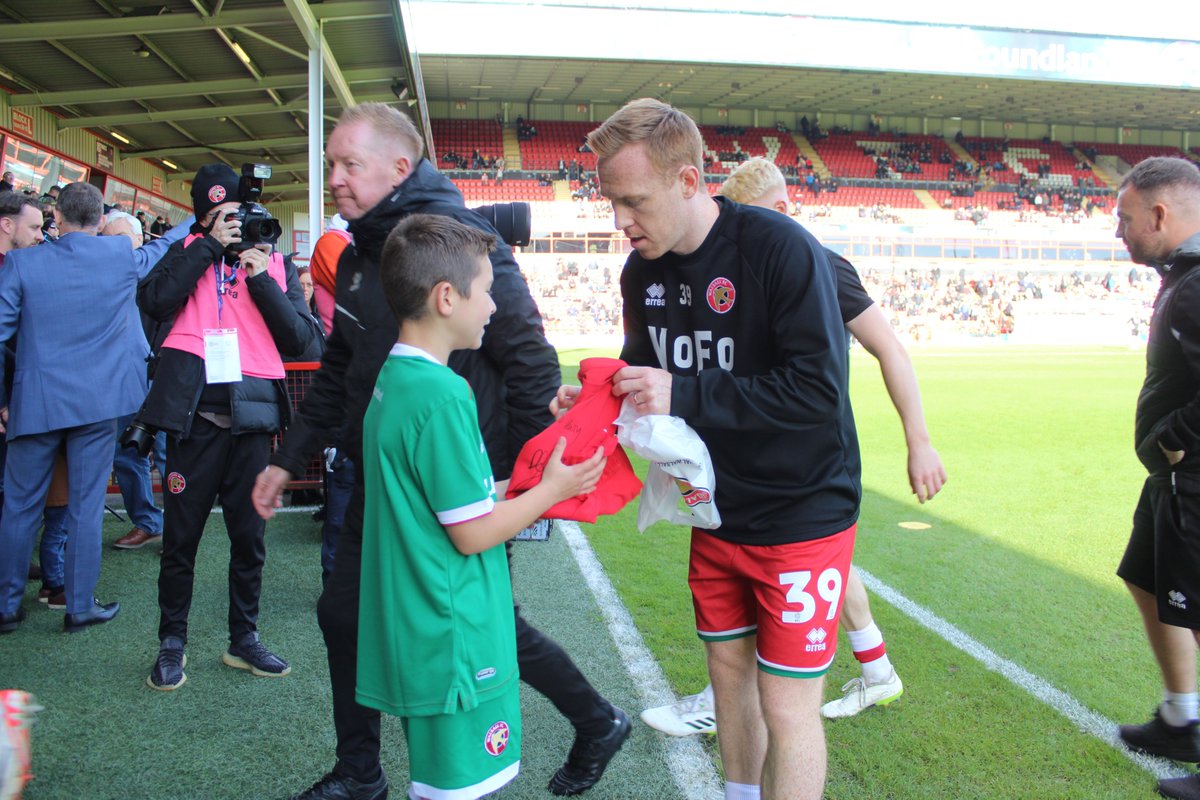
[0,606,27,634]
[63,599,120,633]
[287,770,388,800]
[548,706,632,796]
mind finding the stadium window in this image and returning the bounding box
[974,245,1000,259]
[1059,243,1084,260]
[894,243,912,257]
[1041,246,1059,260]
[553,238,585,254]
[2,135,88,196]
[104,176,137,213]
[915,243,942,258]
[946,239,971,259]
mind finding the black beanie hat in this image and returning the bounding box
[191,164,240,220]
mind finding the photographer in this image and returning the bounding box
[136,164,320,691]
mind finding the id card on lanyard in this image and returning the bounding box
[205,260,243,383]
[204,328,241,383]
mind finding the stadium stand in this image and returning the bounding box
[518,121,599,172]
[1073,141,1191,169]
[697,125,801,174]
[811,132,957,181]
[452,178,555,203]
[429,118,505,170]
[960,137,1095,188]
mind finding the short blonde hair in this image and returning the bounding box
[718,158,786,205]
[587,98,703,175]
[338,102,425,161]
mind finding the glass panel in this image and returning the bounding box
[104,177,137,213]
[2,136,88,197]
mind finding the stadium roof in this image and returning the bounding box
[0,0,1195,203]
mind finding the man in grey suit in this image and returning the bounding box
[0,182,188,633]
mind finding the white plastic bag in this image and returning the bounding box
[615,400,721,532]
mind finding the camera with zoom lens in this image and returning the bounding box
[225,163,283,256]
[471,202,531,248]
[119,420,158,457]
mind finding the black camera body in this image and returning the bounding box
[225,163,283,255]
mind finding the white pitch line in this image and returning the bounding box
[856,566,1188,781]
[557,520,724,800]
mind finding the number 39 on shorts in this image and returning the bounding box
[778,569,844,624]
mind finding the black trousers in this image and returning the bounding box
[157,416,271,644]
[318,483,613,781]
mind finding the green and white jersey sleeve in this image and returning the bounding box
[357,345,517,718]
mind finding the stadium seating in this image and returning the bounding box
[1073,141,1190,169]
[451,178,555,203]
[697,126,801,174]
[511,120,802,175]
[810,132,957,181]
[519,121,599,173]
[926,189,1019,210]
[961,137,1093,188]
[429,118,505,166]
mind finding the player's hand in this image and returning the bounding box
[238,246,270,278]
[550,385,581,419]
[907,442,947,503]
[612,366,672,416]
[208,208,242,248]
[541,437,606,501]
[1160,441,1186,466]
[252,465,293,520]
[0,406,7,435]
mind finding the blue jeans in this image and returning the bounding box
[113,413,163,535]
[39,505,67,589]
[321,453,355,587]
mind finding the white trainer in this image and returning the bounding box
[821,670,904,719]
[640,684,717,736]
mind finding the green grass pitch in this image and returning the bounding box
[1,343,1175,799]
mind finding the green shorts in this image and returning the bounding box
[401,683,521,799]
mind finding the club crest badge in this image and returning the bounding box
[706,277,735,314]
[208,185,226,203]
[484,720,510,756]
[167,472,187,494]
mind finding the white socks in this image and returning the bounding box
[725,782,761,800]
[1161,691,1199,727]
[846,622,893,684]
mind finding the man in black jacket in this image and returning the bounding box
[1112,157,1200,800]
[253,103,628,800]
[138,164,321,691]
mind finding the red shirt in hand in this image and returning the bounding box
[506,357,642,523]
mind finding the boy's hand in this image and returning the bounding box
[541,437,605,501]
[550,385,581,419]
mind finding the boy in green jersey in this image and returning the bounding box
[359,213,606,800]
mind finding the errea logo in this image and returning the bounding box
[645,283,666,307]
[805,627,828,652]
[1170,590,1188,610]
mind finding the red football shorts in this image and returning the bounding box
[688,524,857,678]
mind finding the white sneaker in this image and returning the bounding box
[821,670,904,719]
[640,684,717,736]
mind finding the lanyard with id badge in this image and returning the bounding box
[204,259,242,384]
